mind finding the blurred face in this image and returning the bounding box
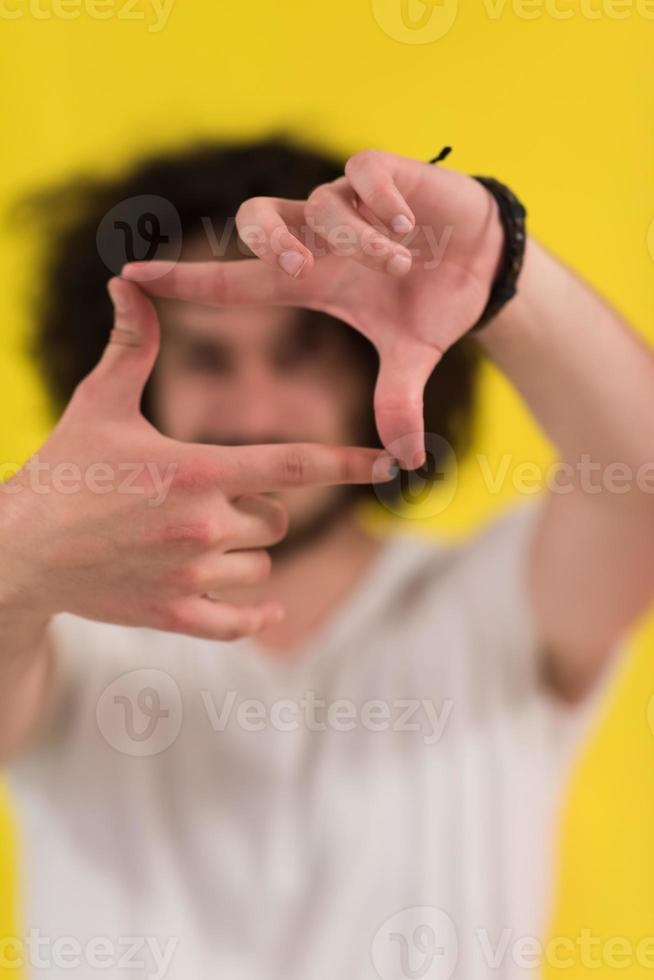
[150,281,375,553]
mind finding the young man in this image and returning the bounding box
[1,139,652,979]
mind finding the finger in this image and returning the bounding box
[304,179,412,277]
[235,196,315,279]
[216,443,398,496]
[225,494,289,550]
[83,278,160,415]
[345,149,416,236]
[175,549,272,596]
[374,343,441,470]
[121,258,325,309]
[170,596,284,641]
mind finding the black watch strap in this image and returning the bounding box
[470,176,527,331]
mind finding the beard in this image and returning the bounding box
[268,484,359,561]
[189,433,363,562]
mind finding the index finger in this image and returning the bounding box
[213,443,398,496]
[121,258,319,308]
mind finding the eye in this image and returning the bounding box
[180,342,232,375]
[273,328,325,372]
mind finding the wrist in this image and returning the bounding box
[0,602,51,684]
[474,238,560,369]
[0,491,50,631]
[469,176,528,333]
[0,580,51,651]
[0,574,52,675]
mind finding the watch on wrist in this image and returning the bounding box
[470,176,527,331]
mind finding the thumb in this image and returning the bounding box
[374,342,440,470]
[90,277,161,414]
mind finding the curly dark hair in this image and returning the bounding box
[18,135,480,493]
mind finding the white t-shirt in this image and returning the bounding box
[7,502,616,980]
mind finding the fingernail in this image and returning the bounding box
[391,214,413,234]
[121,260,174,281]
[279,251,306,278]
[388,458,401,478]
[386,253,412,277]
[107,278,131,313]
[120,263,147,280]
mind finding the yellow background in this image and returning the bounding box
[1,0,653,975]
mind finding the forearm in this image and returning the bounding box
[477,236,654,480]
[0,490,55,763]
[475,236,654,697]
[0,606,53,766]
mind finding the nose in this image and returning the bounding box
[217,364,290,442]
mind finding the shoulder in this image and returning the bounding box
[380,499,544,613]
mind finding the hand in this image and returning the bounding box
[0,279,393,641]
[122,149,504,467]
